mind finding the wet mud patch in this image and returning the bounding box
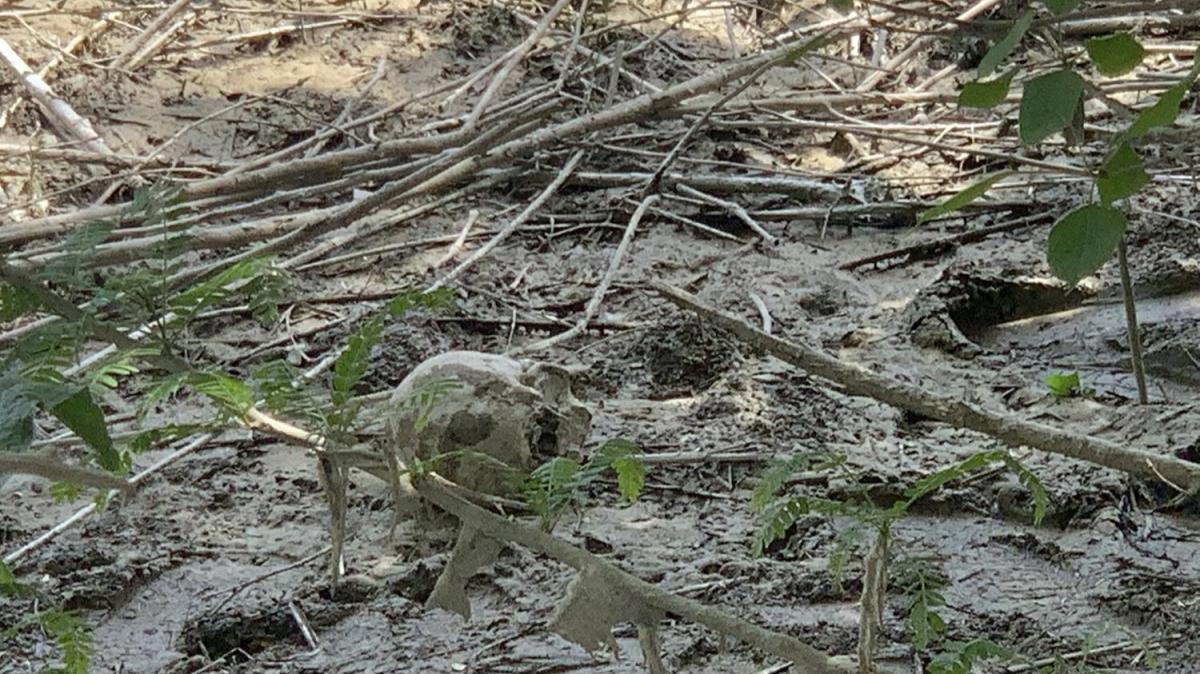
[906,268,1095,358]
[585,313,753,399]
[977,289,1200,399]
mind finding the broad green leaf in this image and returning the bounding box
[1063,92,1087,147]
[1046,204,1127,285]
[958,72,1014,108]
[1042,0,1082,14]
[1126,72,1198,139]
[828,0,853,9]
[610,455,645,502]
[1087,33,1145,76]
[978,10,1034,78]
[1097,142,1149,204]
[917,172,1012,224]
[1019,69,1085,145]
[50,388,120,473]
[1044,371,1081,398]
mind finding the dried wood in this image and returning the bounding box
[0,38,113,155]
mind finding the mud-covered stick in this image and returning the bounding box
[417,474,853,674]
[654,282,1200,493]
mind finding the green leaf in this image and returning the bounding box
[332,316,384,408]
[1019,69,1085,145]
[0,560,23,597]
[903,450,1007,509]
[0,378,38,453]
[1126,77,1194,139]
[186,371,254,416]
[917,172,1012,224]
[0,283,41,321]
[610,455,645,502]
[1044,371,1082,398]
[404,378,463,434]
[780,29,836,64]
[250,360,321,425]
[37,220,115,290]
[51,481,83,503]
[50,388,120,473]
[127,423,210,454]
[827,0,853,9]
[1001,455,1049,526]
[1046,204,1127,285]
[170,257,270,323]
[1096,142,1149,204]
[138,372,188,417]
[958,72,1014,109]
[590,438,646,502]
[385,287,455,317]
[38,609,94,674]
[977,10,1034,78]
[1041,0,1082,14]
[752,495,854,556]
[1087,33,1144,76]
[750,452,833,511]
[928,639,1013,674]
[245,265,288,327]
[524,456,582,523]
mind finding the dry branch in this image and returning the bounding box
[3,434,215,567]
[0,452,132,493]
[109,0,193,71]
[509,193,657,355]
[416,475,853,674]
[0,38,113,155]
[839,212,1053,271]
[654,284,1200,492]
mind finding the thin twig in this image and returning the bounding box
[508,193,658,355]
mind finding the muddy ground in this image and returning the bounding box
[2,1,1199,673]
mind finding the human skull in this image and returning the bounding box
[386,351,591,495]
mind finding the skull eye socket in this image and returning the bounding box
[444,410,495,446]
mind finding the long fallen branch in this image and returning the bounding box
[416,474,853,674]
[653,283,1200,492]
